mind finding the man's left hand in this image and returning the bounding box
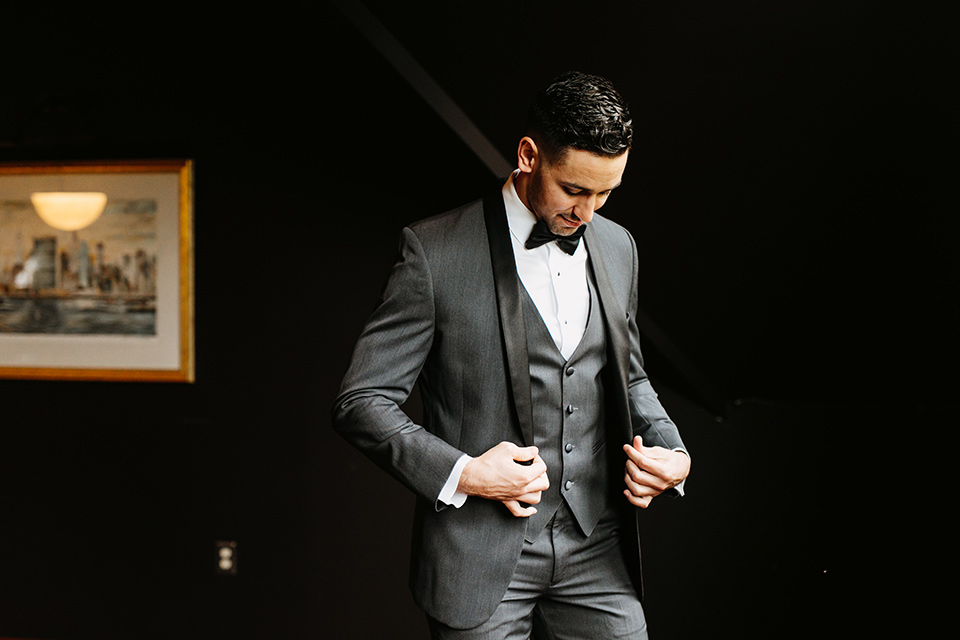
[622,436,690,508]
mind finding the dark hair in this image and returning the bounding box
[526,71,633,161]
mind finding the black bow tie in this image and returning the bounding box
[524,219,586,255]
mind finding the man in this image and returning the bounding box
[333,71,689,639]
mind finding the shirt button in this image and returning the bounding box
[565,443,575,453]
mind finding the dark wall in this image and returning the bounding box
[1,2,952,639]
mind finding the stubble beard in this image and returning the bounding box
[545,214,583,236]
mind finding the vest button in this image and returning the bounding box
[565,367,575,376]
[566,405,577,415]
[564,480,575,491]
[565,443,575,453]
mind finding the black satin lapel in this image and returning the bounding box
[584,226,632,440]
[483,190,535,447]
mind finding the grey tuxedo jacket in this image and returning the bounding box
[332,186,685,629]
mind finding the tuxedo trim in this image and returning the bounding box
[583,224,634,445]
[483,189,535,446]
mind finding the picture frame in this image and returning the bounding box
[0,159,195,382]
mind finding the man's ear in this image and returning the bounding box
[517,137,539,174]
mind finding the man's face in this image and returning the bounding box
[520,145,629,236]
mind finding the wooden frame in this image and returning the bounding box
[0,160,194,382]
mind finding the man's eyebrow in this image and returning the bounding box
[563,181,623,193]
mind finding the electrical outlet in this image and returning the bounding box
[215,540,237,575]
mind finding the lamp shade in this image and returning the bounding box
[31,192,108,231]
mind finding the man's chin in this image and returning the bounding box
[550,223,583,236]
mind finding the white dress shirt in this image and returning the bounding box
[437,172,590,507]
[503,172,591,360]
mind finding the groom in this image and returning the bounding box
[333,71,689,639]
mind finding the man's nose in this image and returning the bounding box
[573,197,597,223]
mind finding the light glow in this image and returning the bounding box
[30,191,108,231]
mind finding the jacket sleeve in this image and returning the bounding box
[623,231,687,455]
[331,227,466,504]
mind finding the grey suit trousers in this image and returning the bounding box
[427,503,647,640]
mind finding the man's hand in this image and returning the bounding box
[622,436,690,508]
[458,442,550,517]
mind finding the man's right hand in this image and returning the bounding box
[457,442,549,517]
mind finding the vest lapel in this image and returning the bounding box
[482,189,535,447]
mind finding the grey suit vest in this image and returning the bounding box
[522,272,611,543]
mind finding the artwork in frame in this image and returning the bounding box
[0,159,194,382]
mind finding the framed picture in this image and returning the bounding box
[0,159,195,382]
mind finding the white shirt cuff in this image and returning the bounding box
[437,454,471,508]
[673,448,689,497]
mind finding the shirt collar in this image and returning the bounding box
[502,170,539,248]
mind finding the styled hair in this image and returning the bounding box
[526,71,633,161]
